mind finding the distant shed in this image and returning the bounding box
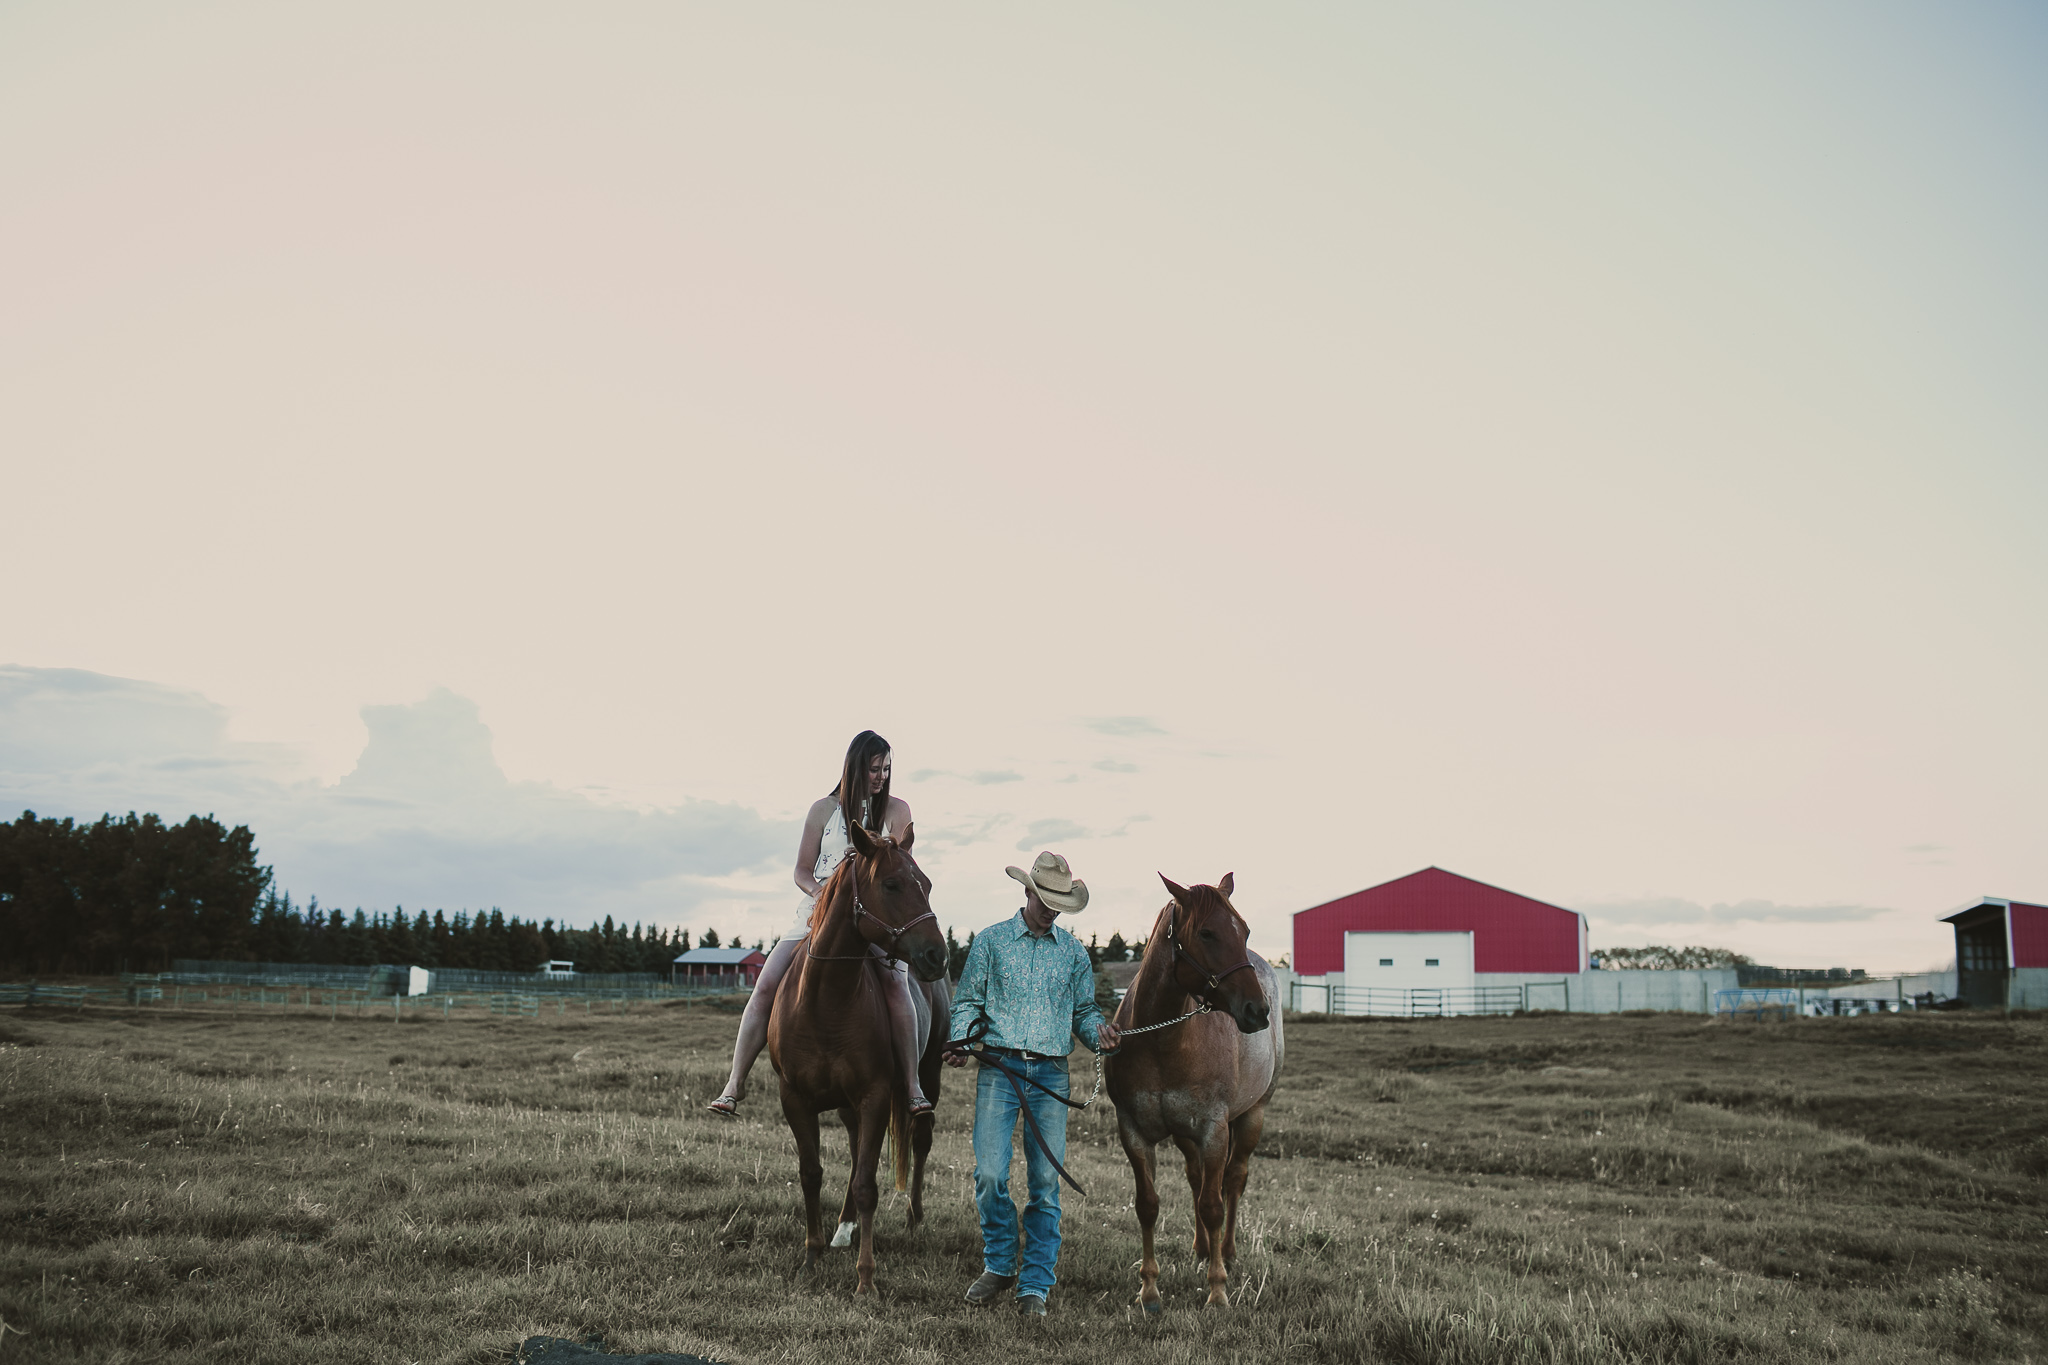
[672,946,767,987]
[1942,898,2048,1009]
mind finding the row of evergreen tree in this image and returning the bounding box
[2,808,1151,978]
[0,809,767,975]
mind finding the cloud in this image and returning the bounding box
[1584,896,1897,927]
[1016,818,1091,851]
[1011,813,1151,851]
[1093,759,1139,773]
[1084,716,1166,737]
[0,666,786,923]
[913,814,1013,848]
[904,768,1024,785]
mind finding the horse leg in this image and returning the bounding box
[908,981,943,1231]
[1119,1121,1165,1315]
[849,1090,890,1295]
[1173,1135,1208,1261]
[783,1097,826,1274]
[1185,1126,1232,1307]
[1222,1104,1266,1267]
[908,1104,933,1231]
[831,1104,860,1249]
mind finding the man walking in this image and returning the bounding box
[946,851,1120,1318]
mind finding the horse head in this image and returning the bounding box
[844,821,949,983]
[1158,872,1270,1034]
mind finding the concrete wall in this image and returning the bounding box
[1285,968,1734,1014]
[2011,968,2048,1009]
[1567,969,1735,1014]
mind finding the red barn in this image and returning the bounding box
[672,946,767,988]
[1942,898,2048,1010]
[1292,867,1587,1013]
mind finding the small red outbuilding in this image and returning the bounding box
[672,946,767,987]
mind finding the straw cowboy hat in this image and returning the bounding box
[1006,850,1089,913]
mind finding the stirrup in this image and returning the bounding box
[708,1094,740,1118]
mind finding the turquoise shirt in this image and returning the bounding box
[949,912,1106,1059]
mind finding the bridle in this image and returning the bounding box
[1165,898,1257,1009]
[804,849,936,963]
[852,873,937,952]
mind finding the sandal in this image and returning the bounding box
[708,1094,740,1118]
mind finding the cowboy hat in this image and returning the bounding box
[1006,850,1089,913]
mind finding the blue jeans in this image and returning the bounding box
[973,1056,1069,1300]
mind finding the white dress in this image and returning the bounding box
[782,802,892,942]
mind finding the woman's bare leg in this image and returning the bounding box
[883,960,931,1111]
[715,935,803,1105]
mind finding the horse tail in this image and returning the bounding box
[888,1090,910,1192]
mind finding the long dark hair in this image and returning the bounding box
[830,730,892,834]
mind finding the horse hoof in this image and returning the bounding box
[1140,1299,1164,1316]
[830,1220,857,1249]
[1205,1291,1231,1309]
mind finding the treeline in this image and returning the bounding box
[2,807,1156,979]
[2,811,270,974]
[241,891,692,976]
[0,809,713,976]
[1596,945,1754,970]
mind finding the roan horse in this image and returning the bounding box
[1107,873,1282,1311]
[766,821,951,1295]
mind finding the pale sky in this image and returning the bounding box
[4,3,2044,971]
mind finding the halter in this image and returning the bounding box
[1165,899,1257,1008]
[803,849,936,963]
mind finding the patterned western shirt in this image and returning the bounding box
[949,911,1107,1060]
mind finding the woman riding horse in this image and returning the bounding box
[768,819,950,1295]
[711,730,932,1118]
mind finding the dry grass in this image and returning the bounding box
[1,998,2044,1363]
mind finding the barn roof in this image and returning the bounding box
[673,947,765,965]
[1292,867,1585,976]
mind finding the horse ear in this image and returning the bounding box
[1159,873,1192,905]
[897,821,914,853]
[846,820,880,859]
[1217,872,1235,898]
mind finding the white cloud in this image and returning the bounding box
[0,667,786,926]
[1084,716,1167,737]
[905,768,1025,785]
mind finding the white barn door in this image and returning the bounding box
[1342,931,1476,1015]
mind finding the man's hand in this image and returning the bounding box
[942,1042,970,1068]
[1096,1021,1121,1053]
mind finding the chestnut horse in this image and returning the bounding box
[1107,873,1282,1311]
[766,821,951,1295]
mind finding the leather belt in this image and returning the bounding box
[983,1044,1062,1062]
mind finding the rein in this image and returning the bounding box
[949,1014,1102,1196]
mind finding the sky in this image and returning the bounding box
[3,3,2044,971]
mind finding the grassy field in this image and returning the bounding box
[2,997,2044,1364]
